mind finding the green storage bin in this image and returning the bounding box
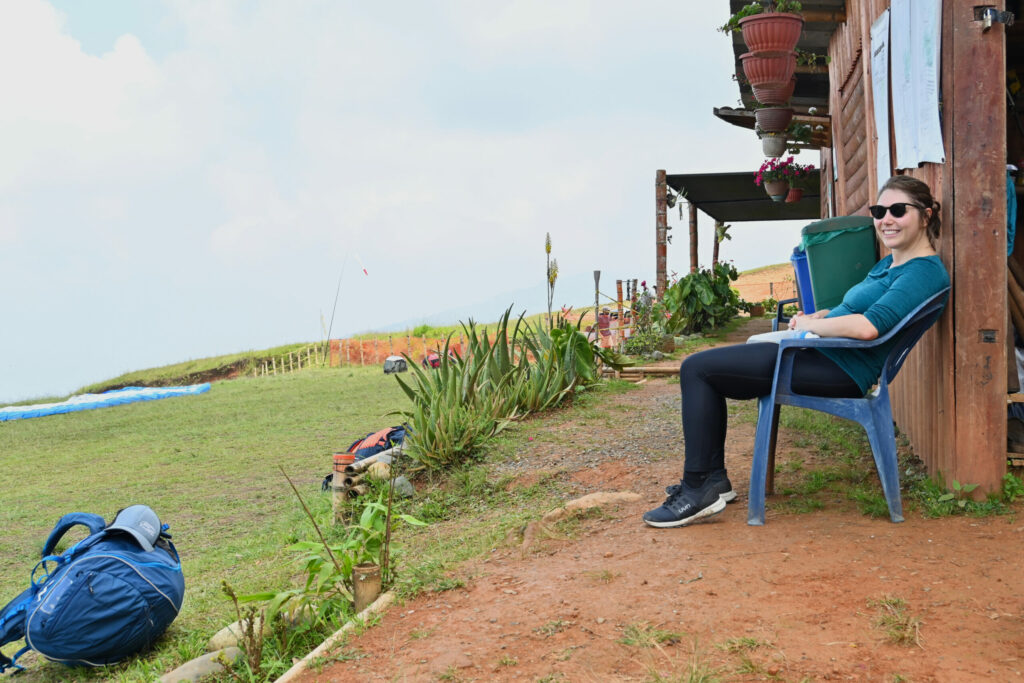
[800,216,877,311]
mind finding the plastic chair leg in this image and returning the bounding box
[748,396,778,525]
[865,410,904,523]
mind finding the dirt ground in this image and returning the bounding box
[299,321,1024,682]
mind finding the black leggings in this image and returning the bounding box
[679,343,861,475]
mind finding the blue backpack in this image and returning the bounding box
[0,510,185,673]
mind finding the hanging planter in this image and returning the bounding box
[761,133,788,157]
[754,106,794,133]
[739,13,804,53]
[740,51,797,89]
[756,156,813,203]
[763,179,789,202]
[785,186,804,203]
[752,76,796,106]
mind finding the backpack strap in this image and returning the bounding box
[40,513,107,558]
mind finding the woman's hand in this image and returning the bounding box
[787,309,830,330]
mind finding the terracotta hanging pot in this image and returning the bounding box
[740,51,797,89]
[754,106,794,133]
[761,133,787,157]
[739,13,804,53]
[785,187,804,203]
[763,179,789,202]
[752,76,797,106]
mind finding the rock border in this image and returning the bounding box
[273,591,395,683]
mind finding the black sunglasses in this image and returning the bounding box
[868,202,923,220]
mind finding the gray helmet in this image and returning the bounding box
[107,505,161,551]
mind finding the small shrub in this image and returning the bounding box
[656,263,741,336]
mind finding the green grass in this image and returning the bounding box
[77,342,324,395]
[618,622,685,648]
[0,366,406,681]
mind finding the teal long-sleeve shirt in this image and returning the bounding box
[821,254,950,394]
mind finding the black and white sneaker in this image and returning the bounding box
[665,470,737,504]
[643,477,727,528]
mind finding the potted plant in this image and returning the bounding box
[784,160,816,202]
[758,130,788,157]
[739,1,804,53]
[754,103,794,133]
[755,156,798,202]
[752,76,796,106]
[740,49,797,89]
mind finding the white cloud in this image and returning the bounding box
[0,0,813,402]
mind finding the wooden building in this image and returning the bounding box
[665,1,1020,492]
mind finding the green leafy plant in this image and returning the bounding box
[937,479,979,509]
[243,489,424,631]
[796,48,830,70]
[1003,472,1024,502]
[656,263,741,335]
[624,282,661,355]
[718,0,803,33]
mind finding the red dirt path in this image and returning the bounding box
[300,321,1024,682]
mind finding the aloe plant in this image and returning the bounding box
[391,308,622,471]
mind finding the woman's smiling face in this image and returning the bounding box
[873,188,931,253]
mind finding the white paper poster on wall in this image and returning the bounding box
[890,0,944,168]
[870,10,892,190]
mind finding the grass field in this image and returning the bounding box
[0,366,409,680]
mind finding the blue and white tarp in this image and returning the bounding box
[0,384,211,422]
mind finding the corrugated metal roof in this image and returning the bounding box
[666,170,821,222]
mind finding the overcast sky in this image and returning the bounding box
[0,0,814,403]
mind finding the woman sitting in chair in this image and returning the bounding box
[644,175,951,528]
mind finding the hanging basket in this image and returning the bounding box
[761,133,788,157]
[785,187,804,203]
[752,77,797,106]
[739,13,804,53]
[740,51,797,89]
[754,106,794,133]
[763,179,789,202]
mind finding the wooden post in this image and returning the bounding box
[289,352,293,372]
[359,340,364,366]
[373,338,379,364]
[272,357,277,374]
[593,270,601,342]
[389,336,393,355]
[947,0,1006,493]
[689,201,698,273]
[712,220,722,267]
[616,280,624,349]
[655,170,668,298]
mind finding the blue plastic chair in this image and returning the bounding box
[748,287,950,525]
